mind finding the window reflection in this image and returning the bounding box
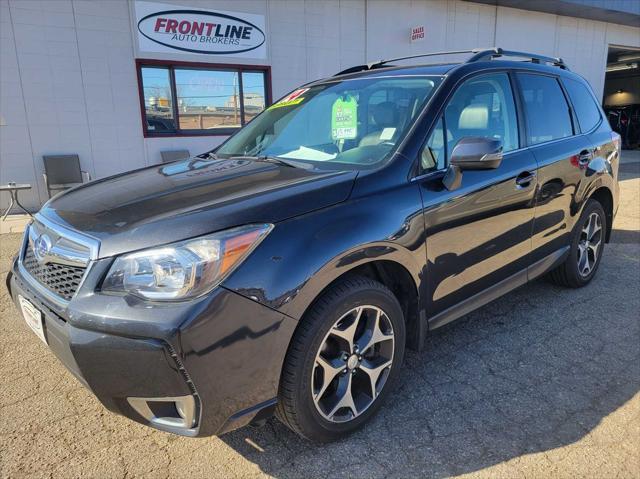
[242,72,266,123]
[139,65,268,136]
[175,69,241,131]
[141,67,176,132]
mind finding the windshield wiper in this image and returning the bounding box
[230,155,308,169]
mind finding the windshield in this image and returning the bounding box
[216,75,442,168]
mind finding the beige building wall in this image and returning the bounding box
[1,0,639,212]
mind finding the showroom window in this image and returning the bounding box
[137,61,270,137]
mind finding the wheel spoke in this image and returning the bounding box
[578,243,590,275]
[360,358,392,399]
[330,307,363,349]
[314,355,345,402]
[588,241,600,261]
[327,373,357,418]
[588,214,601,241]
[357,309,393,354]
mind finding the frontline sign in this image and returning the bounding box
[135,1,266,58]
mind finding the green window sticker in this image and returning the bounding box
[331,95,358,140]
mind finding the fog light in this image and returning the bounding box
[176,401,186,419]
[127,395,197,435]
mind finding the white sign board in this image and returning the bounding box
[410,26,425,43]
[135,1,267,59]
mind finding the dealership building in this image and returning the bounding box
[0,0,639,213]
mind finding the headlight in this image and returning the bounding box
[102,224,272,300]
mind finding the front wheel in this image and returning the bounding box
[549,199,606,287]
[275,276,405,442]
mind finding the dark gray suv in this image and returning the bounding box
[7,48,619,441]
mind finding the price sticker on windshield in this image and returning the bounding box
[331,96,358,140]
[269,88,309,110]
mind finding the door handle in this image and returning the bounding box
[578,149,592,165]
[515,171,536,188]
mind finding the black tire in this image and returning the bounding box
[548,199,607,288]
[275,276,406,442]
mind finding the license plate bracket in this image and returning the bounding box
[19,295,48,345]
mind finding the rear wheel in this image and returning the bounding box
[549,199,606,287]
[275,276,405,442]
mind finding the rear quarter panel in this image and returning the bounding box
[529,121,618,265]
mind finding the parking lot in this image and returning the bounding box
[1,151,638,479]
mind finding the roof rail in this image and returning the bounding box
[467,47,570,70]
[334,49,483,76]
[334,47,569,76]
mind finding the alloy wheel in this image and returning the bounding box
[577,212,602,277]
[311,305,395,423]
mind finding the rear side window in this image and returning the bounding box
[518,73,573,145]
[563,78,602,133]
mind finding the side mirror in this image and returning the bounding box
[451,137,503,169]
[443,137,503,191]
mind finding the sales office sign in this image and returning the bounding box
[135,1,267,58]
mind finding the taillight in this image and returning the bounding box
[611,131,621,152]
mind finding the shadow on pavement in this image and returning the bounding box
[610,229,640,244]
[618,160,640,178]
[220,243,639,478]
[618,151,640,179]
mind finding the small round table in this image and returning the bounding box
[1,183,33,221]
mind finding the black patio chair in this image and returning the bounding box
[160,150,190,163]
[42,155,91,198]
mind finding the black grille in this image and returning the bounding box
[22,244,86,301]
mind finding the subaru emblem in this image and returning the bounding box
[34,234,52,263]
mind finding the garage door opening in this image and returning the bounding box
[603,46,640,150]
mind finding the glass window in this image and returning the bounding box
[361,87,419,146]
[141,67,176,132]
[444,73,518,161]
[518,73,573,145]
[175,69,241,131]
[217,76,443,169]
[138,64,268,136]
[421,117,446,171]
[242,72,266,123]
[563,78,601,133]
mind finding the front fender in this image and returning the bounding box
[222,184,426,320]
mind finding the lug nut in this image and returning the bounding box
[351,369,357,374]
[342,368,348,374]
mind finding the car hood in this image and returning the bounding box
[40,158,357,258]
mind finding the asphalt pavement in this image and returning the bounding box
[1,151,638,478]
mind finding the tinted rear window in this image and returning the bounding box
[563,78,602,133]
[518,73,573,145]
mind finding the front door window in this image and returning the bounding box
[422,72,519,173]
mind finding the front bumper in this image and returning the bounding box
[7,260,297,437]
